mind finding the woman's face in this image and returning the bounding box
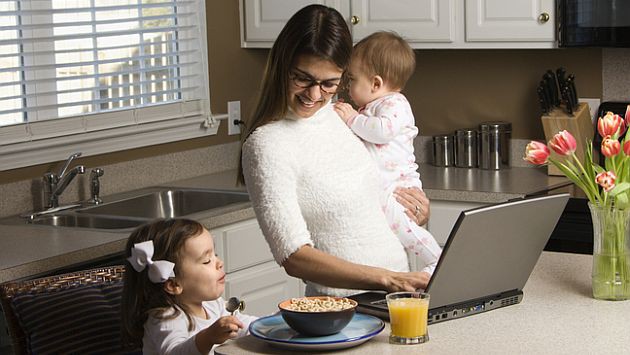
[288,55,343,118]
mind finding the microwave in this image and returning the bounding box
[558,0,630,47]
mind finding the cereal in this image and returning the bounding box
[283,297,355,312]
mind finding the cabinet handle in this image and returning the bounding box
[351,15,360,25]
[538,12,550,23]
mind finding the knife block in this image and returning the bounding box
[540,103,594,176]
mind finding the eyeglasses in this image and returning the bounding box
[290,70,341,94]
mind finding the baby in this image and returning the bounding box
[121,218,257,354]
[334,31,441,275]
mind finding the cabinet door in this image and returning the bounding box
[350,0,455,43]
[240,0,349,47]
[211,219,273,273]
[224,261,302,317]
[465,0,554,42]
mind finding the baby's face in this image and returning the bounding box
[347,59,378,108]
[176,229,226,305]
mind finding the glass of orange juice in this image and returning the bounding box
[386,291,430,344]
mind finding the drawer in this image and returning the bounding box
[212,219,274,273]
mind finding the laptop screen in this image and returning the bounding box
[425,193,569,309]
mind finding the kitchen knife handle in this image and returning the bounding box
[562,86,574,115]
[537,86,549,113]
[546,70,560,106]
[566,74,578,110]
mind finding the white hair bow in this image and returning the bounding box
[127,241,176,283]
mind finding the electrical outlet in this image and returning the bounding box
[578,98,601,124]
[228,101,241,135]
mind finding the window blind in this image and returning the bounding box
[0,0,210,143]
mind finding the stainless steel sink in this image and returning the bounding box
[0,187,250,231]
[28,214,145,229]
[77,188,250,219]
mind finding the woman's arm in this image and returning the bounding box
[283,245,430,292]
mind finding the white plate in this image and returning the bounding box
[249,313,385,351]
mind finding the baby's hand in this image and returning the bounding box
[206,315,244,344]
[333,101,358,124]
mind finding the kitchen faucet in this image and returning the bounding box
[87,168,104,205]
[43,152,85,209]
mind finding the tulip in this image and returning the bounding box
[624,140,630,156]
[549,130,577,156]
[595,171,616,192]
[626,105,630,128]
[523,141,550,165]
[601,135,621,157]
[597,111,625,138]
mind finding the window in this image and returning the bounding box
[0,0,213,170]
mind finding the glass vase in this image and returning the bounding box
[588,203,630,300]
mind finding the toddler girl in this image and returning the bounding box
[121,218,257,354]
[334,31,441,275]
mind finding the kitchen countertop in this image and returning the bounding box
[0,166,569,283]
[419,163,570,203]
[216,251,630,355]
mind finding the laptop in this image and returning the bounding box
[349,193,569,324]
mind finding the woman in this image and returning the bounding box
[240,4,431,297]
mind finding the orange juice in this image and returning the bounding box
[388,297,428,338]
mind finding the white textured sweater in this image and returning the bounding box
[242,103,410,297]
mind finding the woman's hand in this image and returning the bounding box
[384,271,431,292]
[395,186,430,226]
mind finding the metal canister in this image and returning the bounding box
[432,134,455,167]
[478,121,511,170]
[454,128,478,168]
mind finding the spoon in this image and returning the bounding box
[226,297,245,315]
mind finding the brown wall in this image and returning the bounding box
[408,48,601,140]
[1,2,602,182]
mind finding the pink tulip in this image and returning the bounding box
[601,135,621,157]
[549,130,577,156]
[624,140,630,156]
[597,111,625,138]
[626,105,630,127]
[596,171,616,193]
[523,141,550,165]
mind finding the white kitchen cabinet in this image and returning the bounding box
[240,0,349,48]
[223,261,302,317]
[408,199,487,272]
[239,0,555,49]
[211,219,303,317]
[348,0,455,43]
[465,0,555,42]
[239,0,453,47]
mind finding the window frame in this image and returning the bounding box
[0,0,216,171]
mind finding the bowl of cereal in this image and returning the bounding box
[278,296,358,336]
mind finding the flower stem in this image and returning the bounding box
[571,153,602,204]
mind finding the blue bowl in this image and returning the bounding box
[278,296,357,336]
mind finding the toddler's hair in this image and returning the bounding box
[352,31,415,90]
[121,218,204,348]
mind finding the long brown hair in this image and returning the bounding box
[121,219,204,348]
[237,4,352,185]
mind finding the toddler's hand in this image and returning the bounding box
[206,315,244,344]
[333,101,358,124]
